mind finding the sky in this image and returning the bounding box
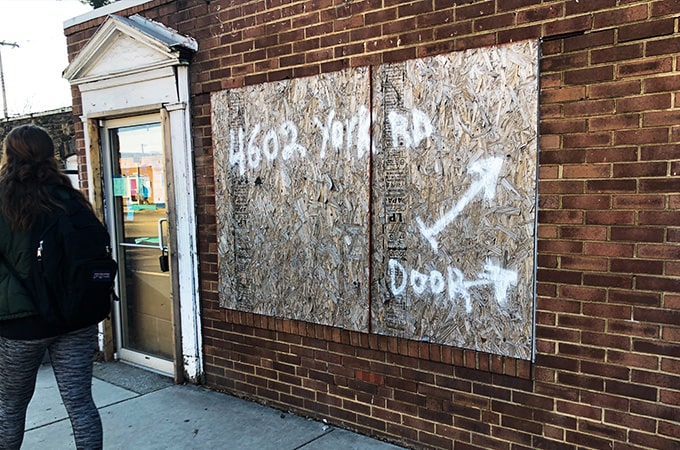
[0,0,93,117]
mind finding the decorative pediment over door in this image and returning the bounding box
[64,14,197,86]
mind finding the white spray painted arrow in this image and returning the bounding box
[416,156,504,253]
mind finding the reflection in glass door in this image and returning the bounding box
[103,115,174,375]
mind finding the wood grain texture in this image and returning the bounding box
[211,40,539,358]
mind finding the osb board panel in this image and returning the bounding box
[371,40,538,359]
[211,68,371,331]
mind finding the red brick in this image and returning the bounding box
[613,162,668,178]
[564,29,615,52]
[474,12,515,32]
[417,10,452,28]
[651,0,680,16]
[290,10,319,28]
[586,210,635,225]
[633,335,680,355]
[638,244,680,260]
[541,248,585,267]
[537,269,583,285]
[396,29,432,48]
[541,120,588,135]
[434,20,472,39]
[620,18,676,42]
[672,124,680,142]
[539,195,560,209]
[609,290,661,307]
[305,21,334,38]
[586,179,637,193]
[564,65,614,85]
[584,242,634,257]
[618,93,672,113]
[454,31,496,51]
[564,132,612,149]
[586,147,638,163]
[612,194,666,209]
[557,314,606,332]
[335,14,365,31]
[639,178,680,193]
[365,8,396,25]
[540,134,561,149]
[305,48,334,63]
[639,211,680,225]
[541,86,586,104]
[562,194,611,208]
[666,261,680,276]
[564,99,615,117]
[615,128,670,146]
[591,43,643,64]
[559,285,606,302]
[589,80,641,99]
[565,0,615,15]
[588,114,639,132]
[592,4,649,28]
[498,24,542,44]
[643,110,680,127]
[611,258,664,275]
[334,42,365,59]
[540,180,586,194]
[619,57,674,79]
[606,380,657,402]
[647,36,680,57]
[630,431,680,450]
[517,4,563,24]
[383,47,416,63]
[538,225,559,239]
[562,255,608,271]
[543,14,592,38]
[293,37,320,53]
[349,53,380,68]
[561,225,608,240]
[640,144,680,161]
[497,0,541,12]
[541,72,562,88]
[456,0,494,21]
[320,31,349,47]
[670,192,680,207]
[320,59,349,73]
[398,0,433,17]
[607,348,659,368]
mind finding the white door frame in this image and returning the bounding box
[64,15,202,382]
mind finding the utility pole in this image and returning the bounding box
[0,41,19,119]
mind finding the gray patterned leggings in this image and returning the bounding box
[0,326,102,450]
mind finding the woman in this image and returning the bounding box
[0,125,102,449]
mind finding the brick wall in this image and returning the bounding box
[65,1,680,449]
[0,108,76,165]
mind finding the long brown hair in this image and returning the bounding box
[0,125,87,231]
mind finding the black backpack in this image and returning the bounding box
[29,192,118,328]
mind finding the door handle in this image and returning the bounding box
[157,218,167,251]
[158,218,169,272]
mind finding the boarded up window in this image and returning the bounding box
[212,40,538,359]
[212,68,371,331]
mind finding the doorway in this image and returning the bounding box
[101,114,174,375]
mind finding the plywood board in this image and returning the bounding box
[211,68,371,331]
[211,40,539,359]
[371,40,538,359]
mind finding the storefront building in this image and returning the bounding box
[64,1,679,448]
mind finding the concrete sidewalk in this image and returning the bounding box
[24,361,407,450]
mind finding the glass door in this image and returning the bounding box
[102,114,174,375]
